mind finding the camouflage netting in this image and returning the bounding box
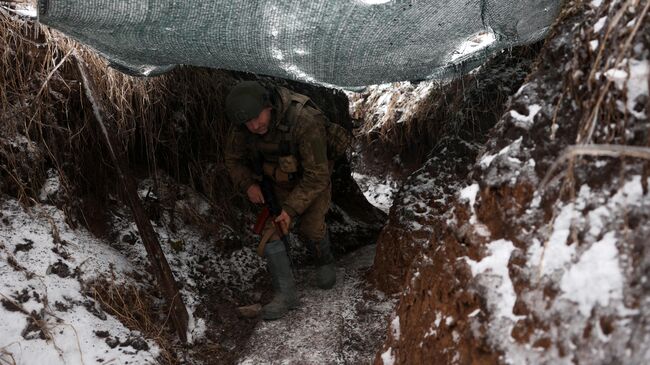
[37,0,561,87]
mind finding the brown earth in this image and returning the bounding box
[371,1,650,364]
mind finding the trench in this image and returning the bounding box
[0,5,543,364]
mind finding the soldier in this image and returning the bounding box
[224,81,337,320]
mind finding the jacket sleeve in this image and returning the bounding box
[224,126,256,194]
[282,109,331,217]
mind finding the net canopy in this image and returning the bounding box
[38,0,561,88]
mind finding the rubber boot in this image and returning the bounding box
[261,240,299,320]
[312,233,336,290]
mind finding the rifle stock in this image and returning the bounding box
[259,175,292,253]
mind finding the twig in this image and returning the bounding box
[550,89,565,140]
[52,323,85,365]
[540,144,650,190]
[0,342,19,365]
[0,292,30,315]
[580,0,650,143]
[33,48,74,105]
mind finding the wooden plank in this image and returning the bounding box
[74,53,190,343]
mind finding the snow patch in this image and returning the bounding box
[433,311,442,327]
[391,315,401,340]
[381,347,395,365]
[510,104,542,129]
[627,59,649,119]
[480,137,523,169]
[0,200,160,365]
[465,239,520,322]
[560,232,624,316]
[590,40,599,51]
[532,203,577,276]
[594,16,607,33]
[459,183,479,207]
[604,59,650,119]
[351,172,398,213]
[459,183,480,224]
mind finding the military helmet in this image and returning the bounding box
[225,81,271,125]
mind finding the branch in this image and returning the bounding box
[540,144,650,189]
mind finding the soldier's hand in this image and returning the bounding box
[246,184,265,204]
[274,210,291,235]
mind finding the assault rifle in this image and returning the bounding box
[252,162,291,257]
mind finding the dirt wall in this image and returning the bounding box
[372,0,650,364]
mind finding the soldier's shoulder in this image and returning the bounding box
[293,105,327,132]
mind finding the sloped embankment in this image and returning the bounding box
[372,1,650,364]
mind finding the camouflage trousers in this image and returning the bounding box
[264,182,331,242]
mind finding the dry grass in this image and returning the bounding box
[0,10,243,359]
[0,8,241,227]
[87,276,178,364]
[544,0,650,199]
[355,44,542,165]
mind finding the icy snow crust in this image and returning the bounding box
[37,0,561,86]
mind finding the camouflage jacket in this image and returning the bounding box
[224,86,330,217]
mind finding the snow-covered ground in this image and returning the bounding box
[0,198,160,365]
[238,244,395,364]
[0,191,395,365]
[0,165,271,364]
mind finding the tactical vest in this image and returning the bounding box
[257,89,352,184]
[279,91,352,162]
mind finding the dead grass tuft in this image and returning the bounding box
[87,276,178,364]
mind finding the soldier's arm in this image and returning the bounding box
[282,110,330,217]
[224,126,256,193]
